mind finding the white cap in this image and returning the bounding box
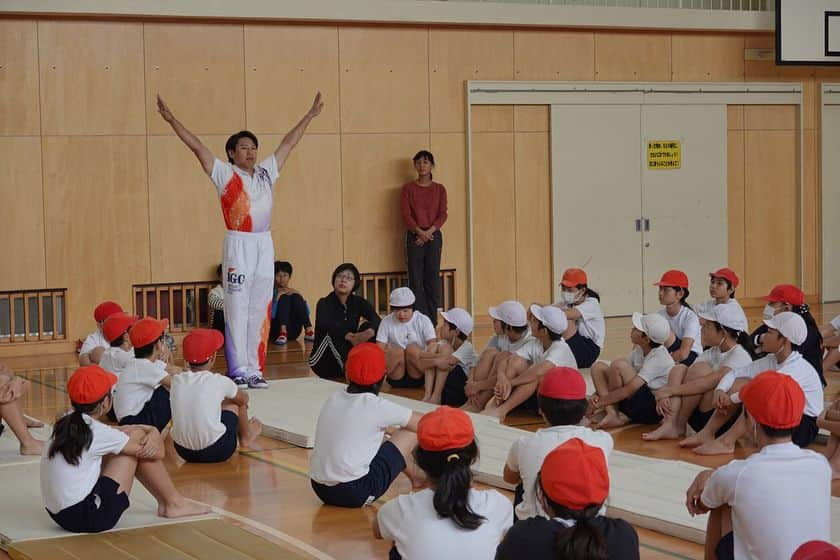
[631,312,671,345]
[389,287,415,307]
[530,304,568,335]
[488,301,527,328]
[440,307,474,336]
[763,311,807,345]
[699,304,748,333]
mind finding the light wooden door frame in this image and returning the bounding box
[822,83,840,302]
[466,81,804,314]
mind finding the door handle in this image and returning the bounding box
[643,218,650,232]
[635,219,641,232]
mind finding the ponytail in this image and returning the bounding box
[48,396,107,466]
[718,324,755,356]
[536,473,608,560]
[679,288,693,311]
[791,304,823,346]
[577,285,601,302]
[414,441,485,530]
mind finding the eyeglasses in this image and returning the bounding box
[335,273,355,281]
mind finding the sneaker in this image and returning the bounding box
[273,335,287,346]
[231,376,249,389]
[247,374,269,389]
[304,328,315,342]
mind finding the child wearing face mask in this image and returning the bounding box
[655,270,702,366]
[555,268,605,369]
[750,284,825,387]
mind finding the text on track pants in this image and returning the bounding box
[223,230,274,378]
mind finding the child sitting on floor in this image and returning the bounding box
[79,301,124,365]
[374,406,512,559]
[269,260,314,345]
[40,365,208,533]
[170,329,262,463]
[309,343,424,508]
[376,287,437,389]
[504,367,613,521]
[0,363,44,456]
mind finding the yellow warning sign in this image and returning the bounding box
[647,140,681,170]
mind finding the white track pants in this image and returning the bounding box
[222,230,274,378]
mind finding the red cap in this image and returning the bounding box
[762,284,805,306]
[102,313,139,343]
[539,367,586,400]
[561,268,588,288]
[740,370,805,429]
[417,406,475,452]
[709,268,739,289]
[128,317,169,348]
[67,365,118,404]
[183,328,224,364]
[94,301,123,323]
[541,438,609,510]
[792,541,840,560]
[345,343,386,385]
[653,269,689,288]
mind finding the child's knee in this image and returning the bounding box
[222,402,239,414]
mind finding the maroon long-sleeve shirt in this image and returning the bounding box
[400,181,448,232]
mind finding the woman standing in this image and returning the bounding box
[401,151,448,326]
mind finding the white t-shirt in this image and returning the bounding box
[695,298,744,318]
[659,306,703,355]
[310,389,413,485]
[541,339,577,368]
[484,329,534,354]
[210,155,279,233]
[506,425,613,520]
[99,347,135,377]
[572,297,606,348]
[717,352,823,417]
[378,488,512,560]
[701,442,831,560]
[696,345,753,372]
[113,359,168,420]
[40,414,129,513]
[451,341,478,371]
[79,329,108,356]
[376,312,436,349]
[170,371,239,451]
[628,345,674,390]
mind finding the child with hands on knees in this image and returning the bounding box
[376,287,437,389]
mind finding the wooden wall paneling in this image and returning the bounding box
[145,23,246,135]
[471,106,514,133]
[671,33,744,82]
[429,30,514,133]
[244,25,339,135]
[338,28,429,133]
[514,106,549,132]
[42,137,150,339]
[267,134,343,304]
[38,21,145,135]
[0,20,39,135]
[744,34,815,81]
[341,133,430,273]
[146,135,228,283]
[0,138,45,291]
[513,31,595,81]
[594,31,671,82]
[514,132,551,305]
[743,105,797,131]
[471,132,516,312]
[727,105,744,130]
[743,130,798,298]
[802,79,817,131]
[803,129,818,294]
[727,130,746,296]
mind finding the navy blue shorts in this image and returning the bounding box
[715,532,735,560]
[386,375,425,389]
[311,441,406,508]
[793,414,818,448]
[174,410,238,463]
[512,482,524,523]
[618,383,662,425]
[566,332,601,369]
[668,338,698,366]
[47,476,129,533]
[119,386,171,432]
[440,365,468,407]
[688,406,739,437]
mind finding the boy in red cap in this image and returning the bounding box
[99,313,139,377]
[309,342,423,508]
[169,329,262,463]
[504,367,613,521]
[655,269,702,366]
[79,300,124,366]
[686,371,830,560]
[374,406,512,559]
[0,362,44,455]
[695,267,745,319]
[497,438,639,559]
[41,365,209,533]
[113,317,176,431]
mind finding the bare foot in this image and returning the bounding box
[693,440,735,456]
[20,439,44,456]
[24,417,44,428]
[428,395,442,405]
[595,411,627,430]
[642,423,684,441]
[421,394,433,403]
[461,402,480,413]
[679,432,713,448]
[158,499,211,519]
[239,418,263,448]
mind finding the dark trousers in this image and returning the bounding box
[269,293,311,341]
[406,230,442,326]
[309,322,377,379]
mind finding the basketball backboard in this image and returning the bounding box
[777,0,840,65]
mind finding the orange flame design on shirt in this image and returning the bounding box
[220,173,253,232]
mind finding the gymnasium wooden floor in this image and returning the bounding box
[3,302,839,560]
